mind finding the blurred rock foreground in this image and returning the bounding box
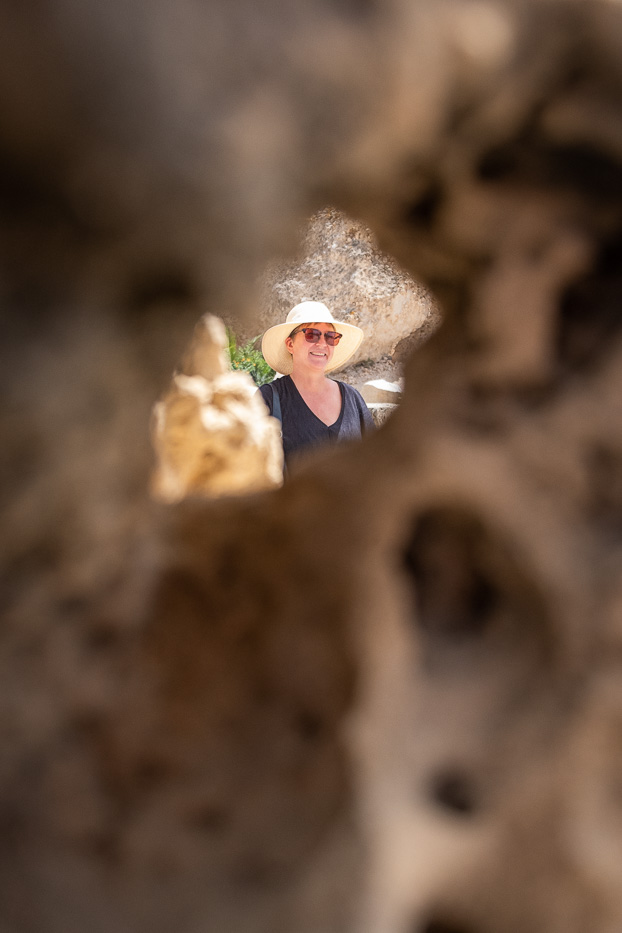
[2,1,622,933]
[151,315,283,500]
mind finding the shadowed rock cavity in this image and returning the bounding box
[2,0,622,932]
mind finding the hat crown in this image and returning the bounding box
[261,300,363,375]
[286,301,336,326]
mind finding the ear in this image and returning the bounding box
[285,336,294,354]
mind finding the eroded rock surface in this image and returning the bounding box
[2,1,622,933]
[254,208,439,368]
[151,315,283,500]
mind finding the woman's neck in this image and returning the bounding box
[290,368,331,394]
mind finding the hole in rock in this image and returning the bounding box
[479,134,622,201]
[128,267,197,311]
[403,508,500,639]
[149,207,439,501]
[557,225,622,374]
[294,708,326,741]
[401,505,554,674]
[429,768,479,816]
[402,180,444,230]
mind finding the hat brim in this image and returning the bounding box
[261,319,364,375]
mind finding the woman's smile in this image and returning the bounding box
[307,345,332,366]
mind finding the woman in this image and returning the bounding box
[259,301,374,469]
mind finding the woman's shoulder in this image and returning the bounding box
[258,376,293,406]
[335,380,365,404]
[334,380,374,429]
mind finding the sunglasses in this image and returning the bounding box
[295,327,343,346]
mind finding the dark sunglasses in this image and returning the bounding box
[296,327,342,346]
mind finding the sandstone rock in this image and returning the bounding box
[151,314,283,500]
[2,2,622,933]
[253,208,439,368]
[367,402,399,427]
[179,313,231,379]
[360,379,403,405]
[391,306,443,364]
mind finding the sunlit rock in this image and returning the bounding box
[361,379,403,404]
[255,209,440,368]
[151,315,283,500]
[367,402,398,427]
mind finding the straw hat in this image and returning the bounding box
[261,301,364,375]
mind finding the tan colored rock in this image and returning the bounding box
[255,209,439,368]
[360,379,403,405]
[3,2,622,933]
[179,313,231,380]
[151,315,283,500]
[367,402,399,427]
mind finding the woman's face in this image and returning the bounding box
[285,322,339,374]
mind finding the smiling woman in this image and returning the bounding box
[258,301,373,470]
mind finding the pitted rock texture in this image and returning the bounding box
[2,1,622,933]
[366,402,398,428]
[247,208,439,368]
[151,315,283,500]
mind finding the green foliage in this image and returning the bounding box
[227,329,275,386]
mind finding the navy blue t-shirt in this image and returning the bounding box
[258,375,373,468]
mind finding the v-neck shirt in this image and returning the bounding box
[258,374,374,469]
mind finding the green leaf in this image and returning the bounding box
[226,327,275,386]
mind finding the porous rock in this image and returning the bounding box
[366,402,399,428]
[151,314,283,500]
[253,208,439,367]
[2,1,622,932]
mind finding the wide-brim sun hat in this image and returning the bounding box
[261,301,364,375]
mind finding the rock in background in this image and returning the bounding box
[248,208,440,368]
